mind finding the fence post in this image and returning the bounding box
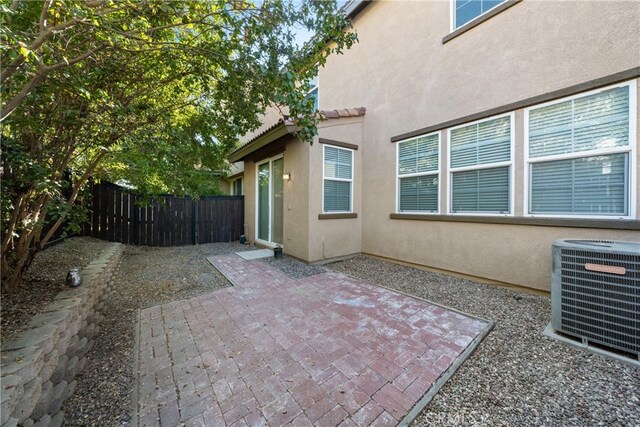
[133,195,139,245]
[191,200,197,245]
[240,196,245,241]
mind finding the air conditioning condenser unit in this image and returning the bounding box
[544,239,639,366]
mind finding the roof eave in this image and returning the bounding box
[227,171,244,180]
[228,123,297,163]
[344,0,372,20]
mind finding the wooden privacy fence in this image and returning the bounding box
[83,182,244,246]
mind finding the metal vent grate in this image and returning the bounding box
[553,241,639,356]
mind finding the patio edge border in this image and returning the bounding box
[206,254,243,287]
[398,318,494,426]
[130,308,142,427]
[207,255,496,425]
[329,271,495,426]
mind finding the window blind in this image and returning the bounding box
[324,146,352,180]
[450,116,511,168]
[324,146,353,212]
[451,167,510,213]
[399,176,438,212]
[398,134,439,175]
[530,154,627,215]
[324,180,351,212]
[529,86,629,158]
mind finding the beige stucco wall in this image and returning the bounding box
[282,138,311,260]
[307,117,365,262]
[322,0,639,130]
[364,222,636,291]
[242,136,312,260]
[243,158,257,242]
[312,0,640,291]
[240,117,364,262]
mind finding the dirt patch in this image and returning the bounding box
[1,237,111,343]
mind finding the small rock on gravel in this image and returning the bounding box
[1,237,110,344]
[61,241,249,426]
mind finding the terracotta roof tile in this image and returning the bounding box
[319,107,366,120]
[321,110,340,119]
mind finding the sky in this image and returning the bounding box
[293,0,349,47]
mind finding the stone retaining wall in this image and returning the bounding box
[1,243,123,427]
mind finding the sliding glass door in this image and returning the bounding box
[256,156,284,245]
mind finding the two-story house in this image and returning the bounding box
[228,0,639,292]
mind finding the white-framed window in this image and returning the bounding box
[396,132,440,213]
[448,113,514,215]
[231,177,243,195]
[323,145,353,213]
[307,75,319,111]
[452,0,506,30]
[524,81,636,219]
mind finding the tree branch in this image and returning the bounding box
[0,17,82,84]
[0,56,27,86]
[1,195,25,252]
[86,0,105,8]
[1,0,138,84]
[39,0,53,32]
[1,44,107,121]
[0,71,45,121]
[42,43,107,72]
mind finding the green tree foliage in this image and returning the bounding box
[0,0,357,290]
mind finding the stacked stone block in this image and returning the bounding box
[1,243,123,427]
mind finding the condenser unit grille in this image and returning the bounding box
[557,247,639,354]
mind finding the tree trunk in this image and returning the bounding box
[1,150,105,291]
[1,198,50,291]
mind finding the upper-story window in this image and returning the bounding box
[397,133,440,213]
[307,75,319,111]
[525,82,635,218]
[449,114,513,215]
[454,0,506,29]
[323,145,353,212]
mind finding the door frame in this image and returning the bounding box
[255,154,284,247]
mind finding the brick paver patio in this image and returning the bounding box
[134,254,490,426]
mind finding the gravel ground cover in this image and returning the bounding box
[62,241,250,426]
[7,241,637,426]
[1,237,110,343]
[260,254,327,279]
[329,256,640,427]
